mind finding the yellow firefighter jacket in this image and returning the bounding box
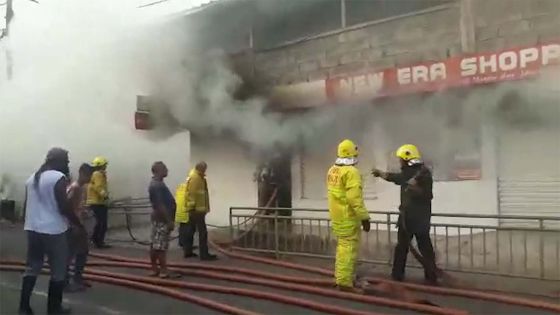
[327,164,369,237]
[175,169,209,224]
[86,170,108,206]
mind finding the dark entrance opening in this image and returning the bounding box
[256,147,292,218]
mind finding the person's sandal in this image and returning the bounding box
[148,271,160,277]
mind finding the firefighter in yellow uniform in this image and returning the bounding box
[175,170,190,256]
[176,162,217,260]
[87,156,110,249]
[327,140,370,291]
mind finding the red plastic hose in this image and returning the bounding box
[0,261,384,315]
[0,264,257,315]
[208,241,560,314]
[88,252,332,286]
[84,256,465,315]
[213,243,334,276]
[365,277,560,313]
[85,267,384,315]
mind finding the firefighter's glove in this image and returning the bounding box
[361,220,371,232]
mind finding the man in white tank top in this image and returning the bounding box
[19,148,82,315]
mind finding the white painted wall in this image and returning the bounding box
[190,138,258,227]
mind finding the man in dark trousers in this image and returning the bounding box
[87,156,110,249]
[182,162,217,261]
[372,144,438,284]
[19,148,82,315]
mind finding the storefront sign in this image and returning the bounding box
[326,42,560,102]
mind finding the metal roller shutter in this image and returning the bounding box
[496,90,560,228]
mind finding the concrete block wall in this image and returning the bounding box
[232,0,560,87]
[249,4,462,86]
[473,0,560,52]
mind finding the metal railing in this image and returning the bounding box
[229,207,560,281]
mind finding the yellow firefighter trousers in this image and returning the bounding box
[335,233,360,287]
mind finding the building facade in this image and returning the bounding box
[143,0,560,226]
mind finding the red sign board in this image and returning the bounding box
[134,111,151,130]
[326,42,560,102]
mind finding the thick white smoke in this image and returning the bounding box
[0,0,192,204]
[0,0,354,207]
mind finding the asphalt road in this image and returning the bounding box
[1,222,558,315]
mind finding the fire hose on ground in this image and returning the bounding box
[3,249,558,315]
[89,250,560,314]
[207,241,560,314]
[0,264,257,315]
[0,262,384,315]
[82,256,461,315]
[91,249,560,313]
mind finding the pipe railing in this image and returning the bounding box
[229,207,560,281]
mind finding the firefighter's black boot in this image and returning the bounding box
[19,276,37,315]
[47,281,71,315]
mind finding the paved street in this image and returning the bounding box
[1,222,558,315]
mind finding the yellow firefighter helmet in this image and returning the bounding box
[92,156,108,167]
[395,144,421,161]
[337,139,358,158]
